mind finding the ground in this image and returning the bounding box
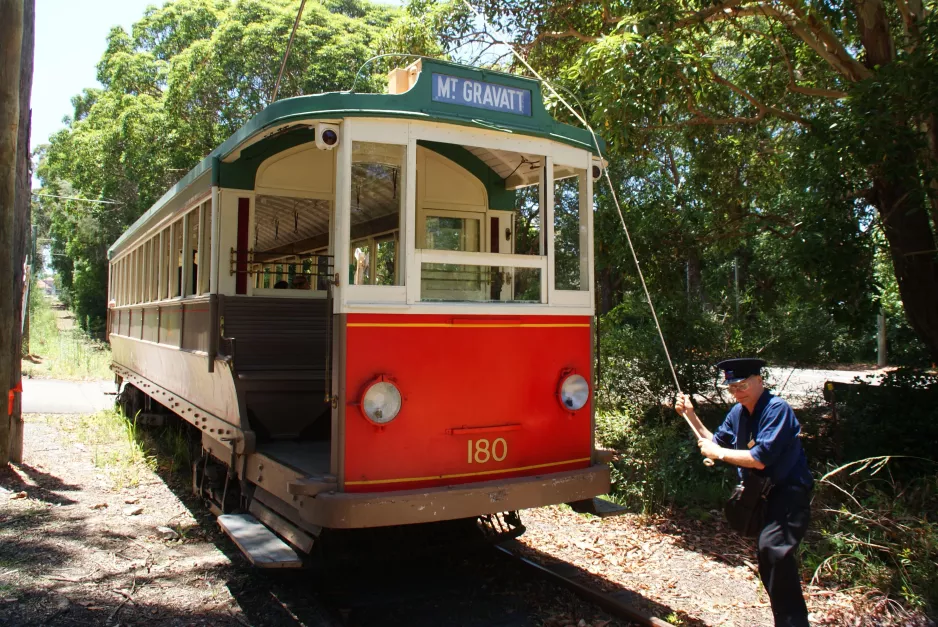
[0,410,910,627]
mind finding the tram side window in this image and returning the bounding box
[253,195,332,291]
[199,202,211,294]
[171,221,183,298]
[349,142,403,286]
[515,183,542,256]
[136,248,144,304]
[186,209,199,295]
[149,237,159,301]
[158,228,169,300]
[553,170,589,292]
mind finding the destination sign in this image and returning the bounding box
[431,73,532,117]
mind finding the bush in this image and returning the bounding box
[828,368,938,463]
[596,402,737,514]
[805,457,938,619]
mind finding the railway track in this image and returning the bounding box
[226,532,676,627]
[494,541,674,627]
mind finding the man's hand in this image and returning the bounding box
[698,438,723,460]
[676,394,713,441]
[675,393,696,419]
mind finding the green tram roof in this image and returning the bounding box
[108,59,604,259]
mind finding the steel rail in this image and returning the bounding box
[495,542,675,627]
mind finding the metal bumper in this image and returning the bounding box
[303,464,611,528]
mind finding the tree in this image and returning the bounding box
[0,0,24,467]
[38,0,402,330]
[10,0,34,463]
[422,0,938,360]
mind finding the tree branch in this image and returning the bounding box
[672,1,871,82]
[710,70,810,125]
[746,26,849,98]
[530,25,598,47]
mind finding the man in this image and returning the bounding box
[676,358,813,627]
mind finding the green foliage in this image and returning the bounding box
[596,404,735,513]
[827,369,938,467]
[37,0,404,330]
[806,457,938,617]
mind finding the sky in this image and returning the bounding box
[31,0,405,184]
[32,0,158,157]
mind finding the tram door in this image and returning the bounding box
[487,210,515,301]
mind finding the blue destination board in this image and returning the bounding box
[431,73,532,117]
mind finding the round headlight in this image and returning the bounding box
[558,373,590,411]
[361,379,402,425]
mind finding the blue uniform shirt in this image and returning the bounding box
[712,390,813,488]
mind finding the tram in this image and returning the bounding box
[106,59,612,566]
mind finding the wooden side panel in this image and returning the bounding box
[183,302,212,352]
[160,303,182,347]
[142,307,159,343]
[220,297,330,371]
[129,308,142,338]
[110,335,242,426]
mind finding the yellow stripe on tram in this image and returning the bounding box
[344,457,591,486]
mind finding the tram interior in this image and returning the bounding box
[233,134,588,481]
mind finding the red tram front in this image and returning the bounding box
[107,59,611,564]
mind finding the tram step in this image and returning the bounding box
[217,514,303,568]
[566,496,629,518]
[248,499,315,554]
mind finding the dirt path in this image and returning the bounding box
[0,417,248,626]
[0,412,889,627]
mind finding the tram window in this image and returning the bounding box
[553,170,589,291]
[137,248,145,304]
[199,202,211,294]
[349,142,403,286]
[142,241,150,302]
[424,216,480,252]
[172,221,183,298]
[159,228,170,300]
[150,237,159,301]
[514,184,542,256]
[254,195,331,291]
[187,209,199,296]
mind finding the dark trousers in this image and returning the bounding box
[758,484,812,627]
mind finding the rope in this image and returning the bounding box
[271,0,308,103]
[457,3,714,463]
[458,1,682,394]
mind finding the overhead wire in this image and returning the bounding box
[457,2,714,460]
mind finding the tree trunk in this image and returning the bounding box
[874,175,938,361]
[10,0,34,463]
[0,0,24,467]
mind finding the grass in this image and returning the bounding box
[23,287,112,381]
[41,409,156,491]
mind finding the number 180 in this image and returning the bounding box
[467,438,508,464]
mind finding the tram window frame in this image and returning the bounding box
[142,241,150,303]
[347,140,405,290]
[250,193,333,297]
[149,237,159,301]
[136,247,144,304]
[552,168,589,293]
[548,158,593,308]
[199,201,211,295]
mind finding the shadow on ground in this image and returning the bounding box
[1,411,718,627]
